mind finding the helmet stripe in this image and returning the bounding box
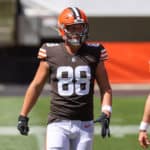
[69,7,81,20]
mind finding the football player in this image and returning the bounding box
[17,7,112,150]
[139,94,150,149]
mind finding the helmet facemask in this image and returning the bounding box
[63,23,89,46]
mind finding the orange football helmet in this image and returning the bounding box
[58,7,89,46]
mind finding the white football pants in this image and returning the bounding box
[46,120,94,150]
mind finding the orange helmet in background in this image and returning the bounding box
[58,7,89,46]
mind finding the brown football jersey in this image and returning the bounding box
[38,42,108,122]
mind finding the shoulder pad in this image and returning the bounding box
[37,43,60,59]
[87,43,100,47]
[46,43,60,47]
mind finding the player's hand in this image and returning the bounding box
[94,112,110,138]
[138,131,150,149]
[17,115,29,135]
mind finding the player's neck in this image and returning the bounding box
[65,44,81,55]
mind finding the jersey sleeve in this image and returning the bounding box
[37,43,47,60]
[99,44,108,61]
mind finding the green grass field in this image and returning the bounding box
[0,95,147,150]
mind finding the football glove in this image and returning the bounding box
[94,112,110,138]
[17,115,29,135]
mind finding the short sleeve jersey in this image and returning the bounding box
[38,42,108,122]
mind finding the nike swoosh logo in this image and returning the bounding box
[84,124,91,128]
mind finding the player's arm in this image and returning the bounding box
[141,95,150,124]
[138,95,150,148]
[20,60,49,117]
[95,61,112,116]
[94,61,112,138]
[17,60,49,135]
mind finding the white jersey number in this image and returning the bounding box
[57,66,91,96]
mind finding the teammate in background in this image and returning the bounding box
[139,94,150,149]
[17,7,112,150]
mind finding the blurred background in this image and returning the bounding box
[0,0,150,85]
[0,0,149,150]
